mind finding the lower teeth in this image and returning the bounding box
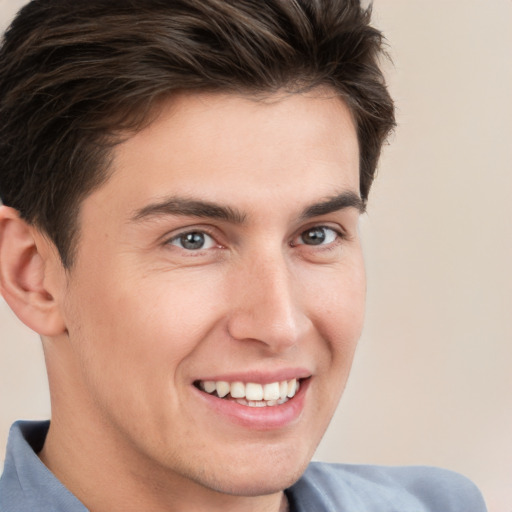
[233,397,289,407]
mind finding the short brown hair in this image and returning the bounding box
[0,0,394,267]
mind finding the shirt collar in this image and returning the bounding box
[0,421,87,512]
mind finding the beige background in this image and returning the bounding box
[1,1,511,510]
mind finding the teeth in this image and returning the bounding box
[198,378,302,405]
[230,381,245,398]
[246,383,263,401]
[249,400,266,407]
[287,378,297,398]
[279,381,288,399]
[203,381,216,394]
[216,381,230,398]
[263,382,280,401]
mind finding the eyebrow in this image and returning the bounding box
[299,191,366,219]
[130,191,365,224]
[131,197,246,224]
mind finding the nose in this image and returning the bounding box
[226,252,309,353]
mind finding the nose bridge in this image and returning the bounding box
[227,249,306,351]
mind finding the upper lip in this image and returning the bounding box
[194,367,312,385]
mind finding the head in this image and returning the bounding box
[0,0,394,508]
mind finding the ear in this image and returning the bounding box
[0,205,66,336]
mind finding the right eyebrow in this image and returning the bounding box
[299,191,366,220]
[129,196,247,224]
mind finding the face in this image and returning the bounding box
[50,90,365,498]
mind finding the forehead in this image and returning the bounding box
[81,89,360,225]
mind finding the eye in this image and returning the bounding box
[296,226,339,246]
[168,231,217,251]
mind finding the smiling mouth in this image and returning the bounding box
[194,378,302,407]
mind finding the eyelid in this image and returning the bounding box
[168,231,216,250]
[291,224,346,247]
[162,225,223,249]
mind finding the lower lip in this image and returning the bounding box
[193,379,310,430]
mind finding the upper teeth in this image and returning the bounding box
[199,379,300,401]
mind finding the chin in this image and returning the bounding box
[206,465,307,497]
[192,446,312,497]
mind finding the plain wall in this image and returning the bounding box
[1,1,511,511]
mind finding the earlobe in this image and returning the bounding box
[0,205,66,336]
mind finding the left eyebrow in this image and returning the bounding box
[299,191,366,220]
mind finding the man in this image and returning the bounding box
[0,1,487,511]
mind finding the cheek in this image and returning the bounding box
[69,267,223,379]
[307,257,366,342]
[301,263,365,447]
[305,256,366,413]
[61,281,204,434]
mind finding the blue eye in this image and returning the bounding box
[298,226,338,246]
[169,231,216,251]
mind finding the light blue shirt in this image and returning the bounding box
[1,421,487,511]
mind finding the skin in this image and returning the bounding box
[0,89,365,512]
